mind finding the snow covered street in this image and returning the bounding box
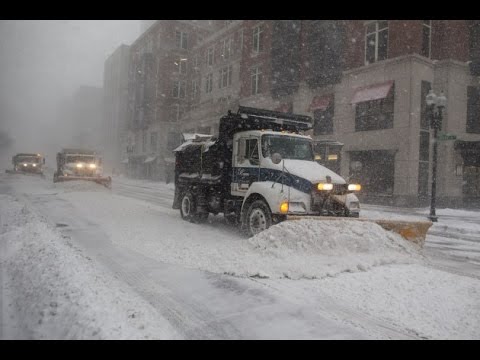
[1,173,479,339]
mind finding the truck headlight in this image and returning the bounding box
[348,184,361,191]
[317,183,333,191]
[88,163,96,169]
[76,163,84,169]
[23,163,28,167]
[32,164,37,167]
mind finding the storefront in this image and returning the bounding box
[348,150,396,203]
[455,140,480,203]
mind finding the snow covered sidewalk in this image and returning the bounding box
[0,194,180,340]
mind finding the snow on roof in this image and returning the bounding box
[182,133,213,141]
[144,156,157,164]
[174,135,216,152]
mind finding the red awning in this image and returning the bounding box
[309,94,333,111]
[351,80,394,104]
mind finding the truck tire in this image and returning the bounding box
[180,191,208,223]
[180,192,196,222]
[244,200,272,237]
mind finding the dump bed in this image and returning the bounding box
[173,135,223,184]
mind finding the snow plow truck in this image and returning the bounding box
[53,148,112,188]
[6,153,45,177]
[173,106,432,245]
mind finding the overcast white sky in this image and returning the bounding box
[0,20,140,165]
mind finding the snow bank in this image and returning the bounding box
[0,194,179,339]
[246,219,423,279]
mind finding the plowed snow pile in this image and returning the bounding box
[246,219,423,279]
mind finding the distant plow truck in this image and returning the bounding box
[6,153,45,177]
[53,148,111,188]
[173,106,432,246]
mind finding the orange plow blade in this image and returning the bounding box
[286,216,433,247]
[54,175,112,189]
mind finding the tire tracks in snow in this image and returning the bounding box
[247,277,424,340]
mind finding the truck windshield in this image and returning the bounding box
[261,135,314,161]
[16,156,40,163]
[66,156,96,163]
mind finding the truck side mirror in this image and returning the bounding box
[271,153,282,165]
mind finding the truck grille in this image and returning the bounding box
[331,183,348,195]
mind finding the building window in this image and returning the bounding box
[420,81,432,129]
[134,133,140,153]
[175,31,188,50]
[365,21,388,64]
[467,86,480,133]
[251,67,262,95]
[171,104,184,122]
[222,38,233,60]
[355,85,394,131]
[150,132,158,152]
[205,73,213,93]
[418,161,429,198]
[192,79,199,99]
[193,55,199,70]
[219,65,233,89]
[172,80,186,98]
[239,29,244,52]
[419,130,430,162]
[421,20,432,58]
[167,132,181,150]
[175,59,187,74]
[313,102,334,136]
[253,25,264,53]
[142,131,147,152]
[207,47,214,66]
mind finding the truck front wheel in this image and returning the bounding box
[244,200,272,237]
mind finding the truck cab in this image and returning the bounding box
[232,130,359,218]
[11,153,45,174]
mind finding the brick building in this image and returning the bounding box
[126,20,215,180]
[122,20,480,207]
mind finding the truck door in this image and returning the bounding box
[231,135,260,196]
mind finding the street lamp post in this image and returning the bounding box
[425,89,447,222]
